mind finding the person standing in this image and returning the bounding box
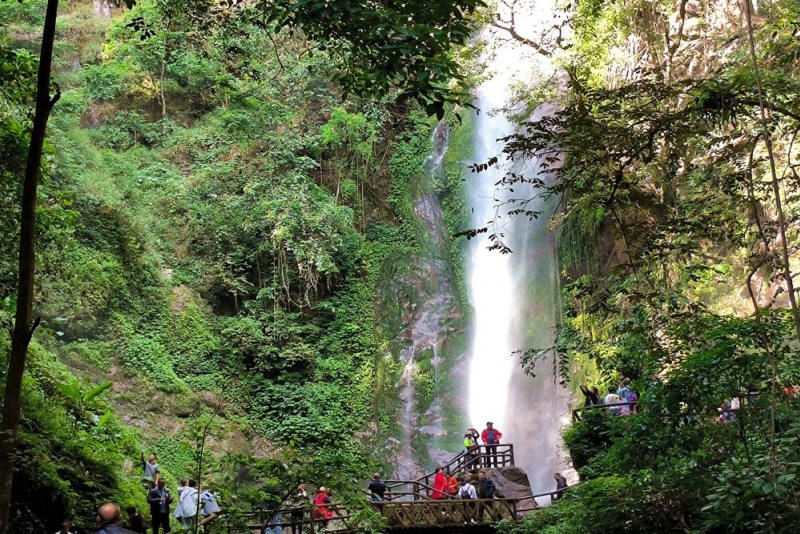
[476,470,496,522]
[178,480,199,531]
[616,379,633,415]
[289,483,308,534]
[457,477,477,523]
[480,422,503,468]
[579,384,601,407]
[140,449,160,490]
[552,473,568,501]
[463,432,478,469]
[431,468,446,500]
[367,473,388,501]
[313,487,334,526]
[147,478,173,534]
[445,470,459,496]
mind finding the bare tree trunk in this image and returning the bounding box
[160,58,167,118]
[0,0,60,529]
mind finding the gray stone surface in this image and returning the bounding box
[486,466,537,516]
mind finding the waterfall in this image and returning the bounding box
[393,122,459,480]
[465,0,571,496]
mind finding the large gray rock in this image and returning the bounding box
[486,466,537,517]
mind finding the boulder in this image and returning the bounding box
[486,466,537,516]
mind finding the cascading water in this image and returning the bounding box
[466,0,571,496]
[393,122,461,481]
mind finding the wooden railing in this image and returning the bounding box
[571,402,638,422]
[224,504,353,534]
[380,498,518,527]
[396,443,515,499]
[225,444,520,532]
[224,498,522,533]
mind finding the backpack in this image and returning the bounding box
[201,490,221,515]
[459,484,473,499]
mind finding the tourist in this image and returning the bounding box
[147,478,173,534]
[178,479,199,531]
[458,477,477,523]
[313,487,335,525]
[716,401,734,423]
[476,470,496,522]
[628,389,639,415]
[431,468,446,499]
[56,521,72,534]
[264,511,283,534]
[96,504,137,534]
[458,477,477,499]
[367,472,388,501]
[57,519,83,534]
[122,507,146,534]
[173,479,188,523]
[140,449,160,490]
[480,422,503,468]
[466,428,480,464]
[289,482,308,534]
[579,384,601,406]
[463,431,479,469]
[552,473,568,501]
[604,388,620,415]
[616,379,633,415]
[200,489,221,526]
[446,470,459,496]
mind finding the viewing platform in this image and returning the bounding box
[224,443,562,533]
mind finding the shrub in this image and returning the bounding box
[123,335,187,393]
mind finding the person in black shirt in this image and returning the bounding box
[476,470,496,522]
[552,473,568,501]
[367,473,388,501]
[147,479,173,534]
[580,384,601,406]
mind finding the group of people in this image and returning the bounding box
[463,422,504,468]
[263,482,343,534]
[580,379,639,415]
[134,450,220,533]
[428,469,498,522]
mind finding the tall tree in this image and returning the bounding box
[0,0,60,528]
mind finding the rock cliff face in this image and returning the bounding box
[366,121,470,478]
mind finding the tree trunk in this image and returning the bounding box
[0,0,60,529]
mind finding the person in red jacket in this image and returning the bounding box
[313,487,335,525]
[446,471,459,496]
[480,422,503,468]
[431,467,446,499]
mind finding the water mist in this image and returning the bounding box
[465,0,571,496]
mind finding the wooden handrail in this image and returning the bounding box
[228,499,525,532]
[571,401,638,422]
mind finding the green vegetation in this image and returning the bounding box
[492,0,800,532]
[0,0,477,529]
[13,0,800,531]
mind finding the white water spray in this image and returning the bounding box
[466,0,571,495]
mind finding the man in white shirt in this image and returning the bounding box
[458,478,478,523]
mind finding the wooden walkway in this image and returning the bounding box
[223,443,561,533]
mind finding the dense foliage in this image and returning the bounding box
[0,0,474,529]
[492,0,800,532]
